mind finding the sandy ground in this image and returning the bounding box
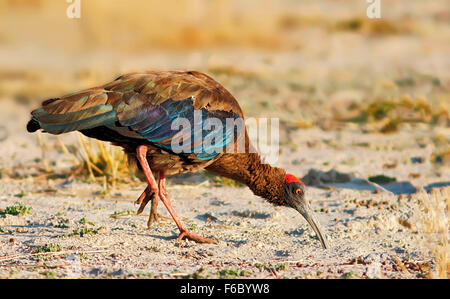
[0,0,449,279]
[0,98,448,279]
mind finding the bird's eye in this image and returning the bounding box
[295,188,302,195]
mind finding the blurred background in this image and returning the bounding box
[1,0,449,119]
[0,0,449,156]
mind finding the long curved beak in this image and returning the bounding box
[293,201,329,249]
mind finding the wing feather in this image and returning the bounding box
[29,71,244,160]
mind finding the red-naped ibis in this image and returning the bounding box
[27,71,328,248]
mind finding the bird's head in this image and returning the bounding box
[282,174,329,249]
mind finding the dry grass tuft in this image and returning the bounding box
[337,96,449,133]
[37,133,131,189]
[416,188,449,278]
[74,133,130,188]
[332,17,406,35]
[362,96,448,124]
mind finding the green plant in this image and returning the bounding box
[35,243,62,253]
[217,268,251,278]
[1,203,31,216]
[14,191,28,198]
[79,217,96,226]
[110,210,136,218]
[63,227,99,238]
[341,271,359,279]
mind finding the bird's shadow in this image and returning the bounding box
[287,228,307,237]
[139,232,176,241]
[224,239,247,247]
[145,233,217,243]
[230,210,272,219]
[275,250,290,257]
[424,181,450,192]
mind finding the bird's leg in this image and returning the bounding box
[135,185,151,206]
[148,192,159,227]
[158,171,217,244]
[135,145,160,228]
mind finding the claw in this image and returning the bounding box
[177,230,218,244]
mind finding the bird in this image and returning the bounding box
[27,70,328,248]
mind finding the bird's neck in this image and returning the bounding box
[206,152,286,205]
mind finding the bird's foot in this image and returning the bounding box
[135,189,161,228]
[135,189,156,214]
[177,230,218,244]
[146,203,160,228]
[146,190,160,228]
[147,213,159,228]
[135,185,151,206]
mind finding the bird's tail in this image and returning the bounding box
[26,118,41,133]
[26,92,118,135]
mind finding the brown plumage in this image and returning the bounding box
[207,152,286,205]
[27,70,328,248]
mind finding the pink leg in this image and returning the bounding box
[158,172,217,244]
[135,146,159,227]
[135,145,216,244]
[136,146,159,192]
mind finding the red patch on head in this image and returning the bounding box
[284,174,305,186]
